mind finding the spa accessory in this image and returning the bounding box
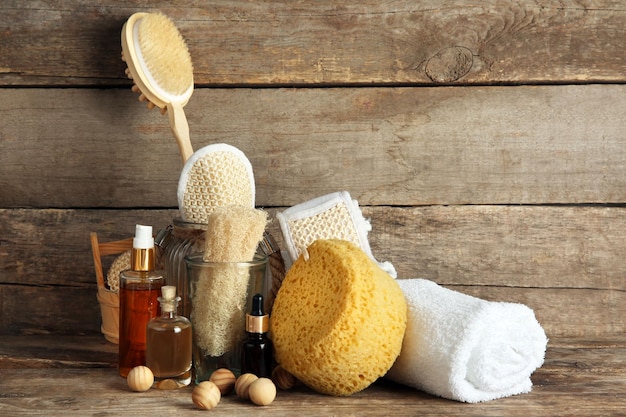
[186,253,267,382]
[190,206,267,362]
[106,250,131,293]
[385,279,548,403]
[90,232,134,344]
[271,239,407,396]
[118,225,165,378]
[241,293,274,378]
[177,143,255,224]
[146,285,192,388]
[276,191,396,278]
[121,12,194,163]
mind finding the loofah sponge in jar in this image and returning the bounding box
[270,239,407,396]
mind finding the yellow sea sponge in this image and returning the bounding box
[270,239,407,396]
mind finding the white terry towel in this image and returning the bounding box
[386,279,548,403]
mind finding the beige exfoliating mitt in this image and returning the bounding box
[276,191,396,277]
[177,143,255,224]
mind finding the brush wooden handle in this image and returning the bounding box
[168,102,193,163]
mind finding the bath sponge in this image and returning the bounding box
[270,239,407,396]
[177,143,255,224]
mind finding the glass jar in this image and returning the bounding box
[186,253,268,383]
[155,219,206,318]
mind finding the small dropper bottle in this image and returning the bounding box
[146,285,192,388]
[241,293,274,377]
[118,224,164,378]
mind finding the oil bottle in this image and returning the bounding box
[146,285,192,388]
[241,293,274,377]
[118,224,164,377]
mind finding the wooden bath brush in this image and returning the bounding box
[121,12,194,163]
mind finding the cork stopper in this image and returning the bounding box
[159,285,178,313]
[161,285,176,300]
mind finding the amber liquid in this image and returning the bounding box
[119,276,163,377]
[146,321,192,379]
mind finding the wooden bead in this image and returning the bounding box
[272,365,297,390]
[127,366,154,392]
[235,373,258,400]
[156,379,178,390]
[192,381,221,410]
[209,368,236,395]
[249,377,277,406]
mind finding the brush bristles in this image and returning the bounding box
[137,12,193,97]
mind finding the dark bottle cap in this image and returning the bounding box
[246,293,269,333]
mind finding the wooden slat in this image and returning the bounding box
[371,205,626,291]
[2,85,625,208]
[3,207,624,290]
[0,335,117,369]
[1,1,625,86]
[0,284,103,336]
[1,207,624,337]
[456,286,625,340]
[0,208,178,287]
[0,335,625,416]
[2,282,622,339]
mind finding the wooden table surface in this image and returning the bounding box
[1,335,624,416]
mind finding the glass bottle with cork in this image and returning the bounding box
[118,224,164,377]
[146,285,192,388]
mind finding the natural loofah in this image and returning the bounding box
[271,239,407,396]
[191,206,268,357]
[106,250,131,293]
[203,206,267,263]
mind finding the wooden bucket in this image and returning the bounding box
[90,232,133,344]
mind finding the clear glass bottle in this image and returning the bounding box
[146,285,192,388]
[241,293,274,378]
[119,224,164,378]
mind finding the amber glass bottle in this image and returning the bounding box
[118,225,164,378]
[146,285,192,387]
[241,293,274,377]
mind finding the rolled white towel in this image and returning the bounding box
[386,279,548,403]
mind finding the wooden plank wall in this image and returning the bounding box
[1,1,625,340]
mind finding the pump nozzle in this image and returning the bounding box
[133,224,154,249]
[131,224,156,271]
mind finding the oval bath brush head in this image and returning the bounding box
[121,12,194,162]
[178,143,256,224]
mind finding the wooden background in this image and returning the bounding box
[1,0,624,342]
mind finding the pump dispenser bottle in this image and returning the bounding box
[146,285,192,388]
[119,224,164,378]
[241,293,274,377]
